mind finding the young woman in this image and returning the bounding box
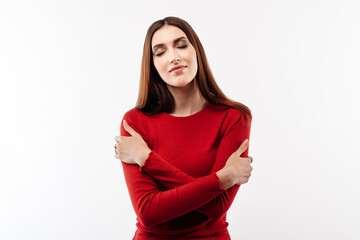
[114,16,253,240]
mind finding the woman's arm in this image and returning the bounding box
[119,110,232,228]
[121,160,224,228]
[138,112,251,219]
[117,109,251,219]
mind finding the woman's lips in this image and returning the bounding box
[170,66,186,74]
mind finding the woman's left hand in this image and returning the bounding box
[114,120,151,166]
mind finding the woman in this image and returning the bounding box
[114,16,253,240]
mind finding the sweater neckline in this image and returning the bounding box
[162,102,210,120]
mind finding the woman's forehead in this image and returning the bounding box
[151,25,187,47]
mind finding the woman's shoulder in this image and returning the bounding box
[207,101,250,138]
[122,107,158,129]
[208,101,251,129]
[122,107,149,119]
[121,108,149,127]
[122,107,138,120]
[209,100,246,117]
[121,107,150,136]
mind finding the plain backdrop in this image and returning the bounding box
[1,0,360,239]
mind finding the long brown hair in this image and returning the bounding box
[135,16,252,120]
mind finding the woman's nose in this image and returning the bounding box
[168,48,180,63]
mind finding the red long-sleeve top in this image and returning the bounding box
[120,102,251,240]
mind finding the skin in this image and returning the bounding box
[114,25,253,189]
[151,25,207,116]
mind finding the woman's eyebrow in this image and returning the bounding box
[152,37,187,52]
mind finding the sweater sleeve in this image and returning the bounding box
[140,110,252,219]
[120,110,225,228]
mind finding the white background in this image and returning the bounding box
[1,0,360,239]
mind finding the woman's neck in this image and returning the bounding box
[167,81,208,117]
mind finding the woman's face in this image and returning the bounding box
[151,25,198,89]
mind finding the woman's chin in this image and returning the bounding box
[166,79,194,89]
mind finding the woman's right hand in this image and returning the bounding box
[216,139,253,190]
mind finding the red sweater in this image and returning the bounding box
[120,102,251,240]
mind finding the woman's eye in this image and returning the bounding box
[154,45,187,57]
[155,52,164,57]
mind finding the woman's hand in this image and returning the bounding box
[216,139,253,189]
[114,120,151,166]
